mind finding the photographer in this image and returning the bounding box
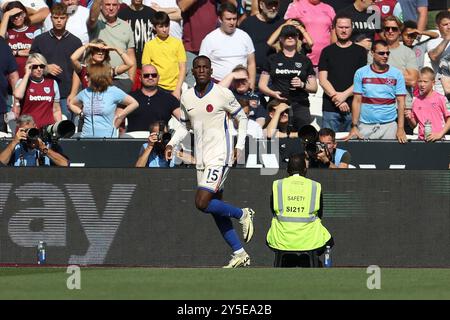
[135,121,174,168]
[0,115,69,167]
[316,128,351,169]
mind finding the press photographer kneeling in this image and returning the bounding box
[298,125,351,169]
[0,115,70,167]
[135,121,174,168]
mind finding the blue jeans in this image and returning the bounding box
[322,111,352,132]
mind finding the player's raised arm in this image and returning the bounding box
[223,88,248,151]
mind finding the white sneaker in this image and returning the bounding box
[239,208,255,243]
[223,251,251,268]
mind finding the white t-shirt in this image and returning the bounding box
[427,34,450,95]
[120,0,182,39]
[199,28,255,81]
[179,83,245,169]
[43,5,90,44]
[1,0,47,10]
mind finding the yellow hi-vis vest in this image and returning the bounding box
[266,175,331,251]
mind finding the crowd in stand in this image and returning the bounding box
[0,0,449,167]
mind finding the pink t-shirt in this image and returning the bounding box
[284,0,335,66]
[411,91,450,140]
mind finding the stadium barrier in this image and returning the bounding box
[0,168,449,267]
[1,138,449,169]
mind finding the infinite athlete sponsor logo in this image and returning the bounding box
[29,95,52,102]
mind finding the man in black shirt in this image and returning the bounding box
[126,64,180,132]
[319,13,367,132]
[240,0,283,80]
[336,0,380,41]
[259,25,317,131]
[118,0,156,91]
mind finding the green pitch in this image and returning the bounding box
[1,267,450,300]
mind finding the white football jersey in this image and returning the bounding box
[179,82,246,169]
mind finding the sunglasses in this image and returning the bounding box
[264,1,279,8]
[11,12,25,20]
[384,26,399,32]
[31,64,46,70]
[142,73,158,79]
[375,51,390,56]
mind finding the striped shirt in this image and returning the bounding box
[353,64,407,124]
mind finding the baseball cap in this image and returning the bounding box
[279,25,300,39]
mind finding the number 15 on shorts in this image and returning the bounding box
[206,168,220,183]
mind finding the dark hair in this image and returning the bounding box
[151,11,170,26]
[192,55,211,67]
[85,38,111,65]
[219,2,237,17]
[402,20,418,31]
[435,10,450,25]
[318,127,336,142]
[51,3,68,16]
[263,99,284,129]
[287,153,307,176]
[332,12,353,29]
[4,1,30,29]
[420,66,435,78]
[371,39,388,52]
[87,64,112,92]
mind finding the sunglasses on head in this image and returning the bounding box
[31,64,46,70]
[142,73,158,79]
[375,51,390,56]
[384,26,399,32]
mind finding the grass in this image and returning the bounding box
[1,267,450,300]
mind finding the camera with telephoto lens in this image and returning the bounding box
[22,120,75,145]
[298,125,329,167]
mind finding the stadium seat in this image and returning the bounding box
[273,250,320,268]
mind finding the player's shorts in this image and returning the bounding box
[197,165,230,193]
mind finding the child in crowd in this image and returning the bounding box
[141,11,186,100]
[406,67,450,141]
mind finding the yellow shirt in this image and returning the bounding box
[141,36,186,91]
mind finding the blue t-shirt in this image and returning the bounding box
[0,38,17,113]
[139,143,174,168]
[398,0,428,22]
[77,86,127,138]
[11,143,51,166]
[353,64,407,124]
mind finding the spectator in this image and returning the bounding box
[219,65,267,128]
[266,153,334,268]
[0,1,41,79]
[405,67,450,141]
[43,0,90,44]
[0,114,69,166]
[13,53,62,129]
[199,2,256,89]
[259,25,317,131]
[232,97,264,139]
[30,3,82,120]
[346,40,408,143]
[319,13,367,132]
[0,36,19,132]
[427,11,450,96]
[87,0,136,93]
[354,33,372,51]
[135,120,175,167]
[317,127,351,168]
[148,0,182,39]
[68,63,138,137]
[397,0,428,33]
[284,0,335,69]
[263,99,298,138]
[118,0,156,91]
[141,11,186,100]
[267,19,314,56]
[126,64,180,132]
[337,0,379,42]
[239,0,284,82]
[378,16,418,110]
[178,0,218,88]
[401,20,439,70]
[69,39,133,100]
[0,0,50,25]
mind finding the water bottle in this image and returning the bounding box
[424,119,432,139]
[324,246,332,268]
[37,241,46,265]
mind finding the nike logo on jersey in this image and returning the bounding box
[187,108,194,112]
